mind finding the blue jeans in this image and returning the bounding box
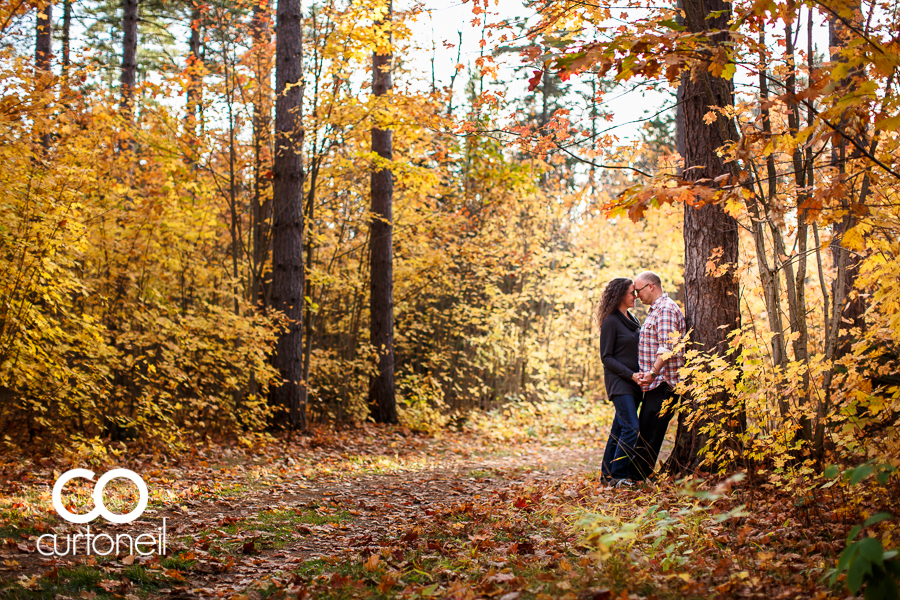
[601,394,640,480]
[633,383,675,479]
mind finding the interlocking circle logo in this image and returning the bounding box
[52,469,148,525]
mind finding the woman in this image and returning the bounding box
[597,277,643,485]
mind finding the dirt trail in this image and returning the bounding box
[156,445,602,598]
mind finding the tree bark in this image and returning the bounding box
[827,0,866,360]
[666,0,741,474]
[34,0,52,151]
[251,0,273,308]
[62,0,71,76]
[368,0,398,424]
[186,3,202,147]
[121,0,139,119]
[269,0,305,431]
[35,0,51,72]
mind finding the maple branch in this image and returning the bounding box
[0,0,27,36]
[808,0,886,56]
[799,96,900,183]
[556,144,653,177]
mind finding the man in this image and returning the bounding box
[632,271,685,480]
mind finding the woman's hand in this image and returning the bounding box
[631,372,643,383]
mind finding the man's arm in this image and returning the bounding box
[647,305,684,378]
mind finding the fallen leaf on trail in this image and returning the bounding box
[241,540,256,555]
[578,589,612,600]
[121,554,135,565]
[17,574,41,589]
[377,573,397,593]
[16,542,33,553]
[99,579,121,592]
[365,553,381,571]
[499,592,520,600]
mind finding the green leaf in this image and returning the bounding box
[863,567,899,600]
[848,553,873,594]
[837,545,859,577]
[885,558,900,577]
[824,464,841,479]
[865,513,893,528]
[851,464,875,486]
[421,583,440,596]
[658,18,685,31]
[859,537,887,566]
[849,525,863,542]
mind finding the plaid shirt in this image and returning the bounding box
[638,293,686,392]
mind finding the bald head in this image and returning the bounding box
[635,271,662,288]
[634,271,663,304]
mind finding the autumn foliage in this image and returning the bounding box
[1,0,900,595]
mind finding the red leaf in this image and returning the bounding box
[527,70,544,92]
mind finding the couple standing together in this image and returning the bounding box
[597,271,686,486]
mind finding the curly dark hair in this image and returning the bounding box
[594,277,633,333]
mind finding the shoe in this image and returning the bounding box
[614,479,635,488]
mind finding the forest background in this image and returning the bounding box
[1,0,900,595]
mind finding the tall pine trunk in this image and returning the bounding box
[62,0,71,76]
[34,0,52,151]
[121,0,139,118]
[251,0,273,308]
[186,3,203,150]
[368,0,398,424]
[269,0,305,431]
[666,0,741,473]
[35,1,52,72]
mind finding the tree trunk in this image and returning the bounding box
[368,0,398,424]
[251,0,273,308]
[186,3,202,147]
[34,0,52,151]
[666,0,741,474]
[121,0,139,118]
[268,0,305,431]
[827,0,866,360]
[35,0,52,72]
[62,0,71,76]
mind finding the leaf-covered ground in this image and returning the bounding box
[0,400,892,599]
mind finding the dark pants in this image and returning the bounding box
[601,394,640,480]
[633,383,676,479]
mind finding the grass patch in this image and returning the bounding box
[161,551,198,571]
[247,508,352,549]
[0,565,113,600]
[123,565,165,588]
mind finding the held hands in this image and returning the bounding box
[632,371,657,385]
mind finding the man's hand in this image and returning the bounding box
[637,371,656,385]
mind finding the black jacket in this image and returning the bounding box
[600,309,642,398]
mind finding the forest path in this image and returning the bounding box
[1,409,620,599]
[158,442,604,598]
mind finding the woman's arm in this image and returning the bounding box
[600,319,635,379]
